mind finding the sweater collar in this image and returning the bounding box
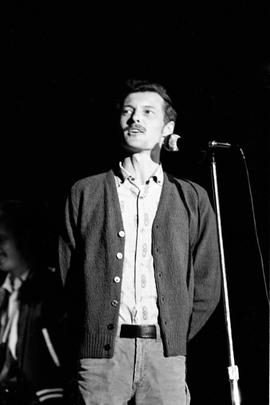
[2,271,29,294]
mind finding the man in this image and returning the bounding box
[0,200,71,404]
[59,79,221,404]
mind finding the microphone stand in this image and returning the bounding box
[210,150,241,405]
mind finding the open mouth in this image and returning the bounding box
[127,127,145,136]
[128,129,142,134]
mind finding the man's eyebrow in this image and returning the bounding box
[123,104,157,109]
[143,105,157,109]
[122,104,159,111]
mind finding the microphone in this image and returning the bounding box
[208,140,233,149]
[163,134,182,152]
[163,135,239,152]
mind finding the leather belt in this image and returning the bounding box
[120,324,157,339]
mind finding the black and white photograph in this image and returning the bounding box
[2,2,269,404]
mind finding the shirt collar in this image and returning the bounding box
[117,162,164,186]
[2,271,29,294]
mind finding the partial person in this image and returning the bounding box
[0,200,72,404]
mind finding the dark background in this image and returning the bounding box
[3,2,269,404]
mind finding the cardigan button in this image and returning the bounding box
[111,299,119,307]
[104,344,111,351]
[114,276,121,283]
[118,230,125,238]
[116,252,123,259]
[107,324,114,330]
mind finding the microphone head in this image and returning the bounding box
[163,134,181,152]
[208,140,233,149]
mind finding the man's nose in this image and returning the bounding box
[129,110,141,123]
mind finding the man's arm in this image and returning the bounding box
[58,187,78,285]
[188,186,221,340]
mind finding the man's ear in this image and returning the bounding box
[163,121,175,137]
[160,121,175,146]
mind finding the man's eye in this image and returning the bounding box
[122,109,132,116]
[144,109,154,115]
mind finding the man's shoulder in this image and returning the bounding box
[18,267,63,304]
[165,173,214,218]
[71,170,112,192]
[166,172,208,199]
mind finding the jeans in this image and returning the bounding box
[77,326,190,405]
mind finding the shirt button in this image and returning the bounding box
[116,252,123,259]
[114,276,121,283]
[111,299,118,307]
[118,230,125,238]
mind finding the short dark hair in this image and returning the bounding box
[0,200,49,268]
[117,79,177,124]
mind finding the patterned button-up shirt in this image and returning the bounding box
[115,163,163,327]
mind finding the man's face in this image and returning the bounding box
[0,226,27,276]
[120,91,174,153]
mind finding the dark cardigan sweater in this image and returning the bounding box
[59,169,221,359]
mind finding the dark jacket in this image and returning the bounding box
[0,267,71,404]
[59,169,221,359]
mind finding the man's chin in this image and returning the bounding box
[122,143,144,154]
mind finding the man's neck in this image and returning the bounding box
[122,153,160,185]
